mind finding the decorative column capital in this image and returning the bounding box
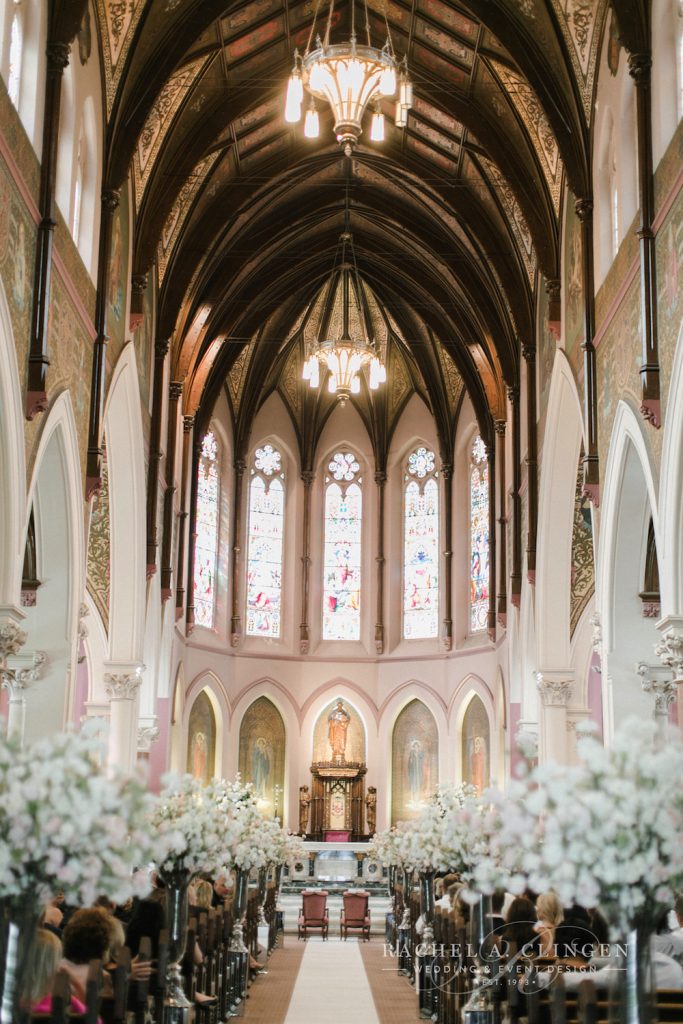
[628,52,652,84]
[521,342,536,362]
[654,616,683,682]
[301,470,315,487]
[169,380,184,402]
[494,419,506,437]
[590,610,602,656]
[636,662,677,714]
[234,457,246,475]
[374,470,387,486]
[101,188,121,212]
[183,414,195,434]
[440,462,453,480]
[535,671,573,707]
[1,650,46,697]
[0,620,27,660]
[137,725,160,753]
[46,42,70,70]
[104,665,144,700]
[154,337,170,359]
[574,197,593,222]
[131,273,148,295]
[506,385,520,405]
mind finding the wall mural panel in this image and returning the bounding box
[312,697,366,764]
[186,689,217,784]
[461,695,490,793]
[569,453,595,636]
[238,696,285,819]
[106,183,129,369]
[391,698,438,823]
[563,196,585,393]
[86,446,110,628]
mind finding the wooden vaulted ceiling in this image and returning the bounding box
[94,0,616,460]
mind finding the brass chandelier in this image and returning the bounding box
[284,0,413,155]
[302,192,387,402]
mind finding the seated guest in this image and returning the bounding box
[23,929,87,1016]
[505,897,540,957]
[534,892,564,957]
[190,879,214,913]
[655,907,683,963]
[554,903,593,962]
[547,948,683,991]
[125,892,165,959]
[212,875,232,907]
[436,875,460,909]
[60,908,116,1002]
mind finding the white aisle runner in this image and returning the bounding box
[283,938,380,1024]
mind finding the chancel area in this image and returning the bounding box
[1,0,683,1020]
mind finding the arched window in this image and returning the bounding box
[7,2,23,107]
[469,435,489,633]
[246,443,284,638]
[403,446,439,639]
[193,431,220,628]
[323,451,362,641]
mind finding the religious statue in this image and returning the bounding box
[365,786,377,835]
[299,784,311,835]
[327,699,350,762]
[469,735,487,793]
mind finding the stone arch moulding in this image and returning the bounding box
[535,349,584,671]
[596,398,660,657]
[183,674,226,781]
[596,399,661,742]
[24,389,85,730]
[103,343,146,666]
[659,319,683,618]
[379,685,448,807]
[0,275,27,607]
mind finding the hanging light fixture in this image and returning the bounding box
[284,0,412,155]
[302,187,387,403]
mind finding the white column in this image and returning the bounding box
[104,664,144,773]
[0,617,27,742]
[637,661,677,736]
[536,670,574,764]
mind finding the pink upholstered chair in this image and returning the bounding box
[298,890,329,940]
[340,890,371,940]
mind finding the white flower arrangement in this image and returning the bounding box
[282,832,306,866]
[371,785,479,873]
[0,723,160,907]
[466,718,683,934]
[153,774,237,878]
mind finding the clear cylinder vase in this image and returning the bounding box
[257,867,267,925]
[161,870,192,1024]
[0,898,40,1024]
[419,869,436,947]
[230,867,249,953]
[608,923,655,1024]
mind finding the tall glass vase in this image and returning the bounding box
[463,894,495,1024]
[257,867,268,926]
[419,869,436,947]
[400,868,412,929]
[608,921,656,1024]
[161,869,193,1024]
[230,867,249,953]
[0,898,40,1024]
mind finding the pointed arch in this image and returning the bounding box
[596,399,660,741]
[390,697,438,824]
[536,351,584,670]
[659,320,683,618]
[238,695,285,819]
[103,344,146,665]
[0,275,26,605]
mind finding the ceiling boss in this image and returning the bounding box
[284,0,413,155]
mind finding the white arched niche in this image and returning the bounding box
[596,401,662,741]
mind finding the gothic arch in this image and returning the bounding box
[23,391,84,741]
[0,275,26,606]
[238,695,286,820]
[103,344,147,667]
[597,399,660,741]
[659,320,683,619]
[536,351,584,671]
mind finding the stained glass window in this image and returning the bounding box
[323,452,362,641]
[193,431,220,628]
[7,5,23,107]
[403,448,439,639]
[246,444,284,638]
[470,435,490,633]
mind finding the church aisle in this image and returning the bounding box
[241,942,306,1024]
[283,938,380,1024]
[359,941,422,1024]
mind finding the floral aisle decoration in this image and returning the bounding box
[461,718,683,1024]
[0,723,161,1024]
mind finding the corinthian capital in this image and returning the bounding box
[104,665,144,700]
[536,671,573,707]
[654,617,683,682]
[137,725,160,753]
[0,620,27,660]
[637,662,677,715]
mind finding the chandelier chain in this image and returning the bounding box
[324,0,335,48]
[304,0,323,57]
